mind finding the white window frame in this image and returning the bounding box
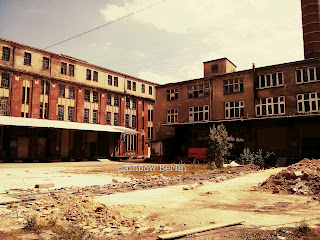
[225,101,244,119]
[58,105,64,120]
[68,106,74,121]
[188,83,209,98]
[256,96,285,117]
[296,66,320,84]
[257,72,284,89]
[189,105,209,122]
[167,109,178,123]
[297,92,320,113]
[166,89,178,101]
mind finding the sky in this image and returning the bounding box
[0,0,304,84]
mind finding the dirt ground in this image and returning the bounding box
[0,160,320,239]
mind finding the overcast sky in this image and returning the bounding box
[0,0,304,84]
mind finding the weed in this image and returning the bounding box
[23,214,45,233]
[295,219,311,235]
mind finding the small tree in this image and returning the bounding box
[207,124,233,168]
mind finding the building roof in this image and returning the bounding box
[0,37,158,87]
[203,57,237,68]
[0,116,139,134]
[162,113,320,126]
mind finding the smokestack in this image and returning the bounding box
[301,0,320,59]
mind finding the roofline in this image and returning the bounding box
[155,68,253,89]
[255,57,320,71]
[162,113,320,126]
[203,57,237,68]
[0,37,159,86]
[0,65,155,102]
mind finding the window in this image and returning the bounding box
[132,99,136,109]
[93,71,98,82]
[188,83,209,98]
[148,109,153,121]
[59,84,65,98]
[108,75,112,85]
[114,96,119,106]
[132,115,136,128]
[24,52,31,66]
[84,109,89,123]
[68,106,74,121]
[42,57,49,70]
[106,112,111,125]
[69,86,75,99]
[39,103,48,119]
[141,84,145,93]
[149,86,153,95]
[41,80,49,95]
[257,72,283,89]
[114,113,119,126]
[107,94,111,105]
[114,77,118,87]
[1,72,10,88]
[256,96,285,116]
[69,64,74,76]
[125,114,130,127]
[148,127,153,140]
[126,134,137,151]
[225,101,244,119]
[189,105,209,122]
[224,78,243,94]
[126,97,130,108]
[297,92,320,113]
[58,105,64,120]
[2,47,10,61]
[133,82,136,91]
[0,97,8,116]
[211,64,218,73]
[92,110,98,123]
[86,69,91,80]
[127,80,131,90]
[142,101,145,110]
[296,66,320,84]
[84,89,90,101]
[93,91,98,103]
[166,89,178,101]
[167,109,178,123]
[22,86,30,104]
[61,62,67,75]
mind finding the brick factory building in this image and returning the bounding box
[153,0,320,164]
[0,38,156,161]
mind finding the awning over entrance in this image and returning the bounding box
[0,116,139,134]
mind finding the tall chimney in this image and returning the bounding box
[301,0,320,59]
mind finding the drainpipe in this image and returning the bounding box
[9,46,16,116]
[48,55,52,119]
[209,78,213,121]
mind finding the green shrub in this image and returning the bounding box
[207,124,232,168]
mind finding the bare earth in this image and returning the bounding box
[0,160,320,239]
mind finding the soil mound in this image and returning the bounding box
[258,159,320,196]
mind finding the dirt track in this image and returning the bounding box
[96,168,320,239]
[1,161,320,239]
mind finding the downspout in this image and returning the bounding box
[48,55,52,119]
[9,46,16,116]
[209,78,213,121]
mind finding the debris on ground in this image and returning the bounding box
[257,159,320,196]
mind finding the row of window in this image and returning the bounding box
[166,93,320,123]
[127,80,153,95]
[2,47,153,94]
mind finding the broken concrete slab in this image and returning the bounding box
[35,183,54,188]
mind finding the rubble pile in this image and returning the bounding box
[258,159,320,196]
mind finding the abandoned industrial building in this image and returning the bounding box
[1,0,320,164]
[152,0,320,164]
[0,38,157,161]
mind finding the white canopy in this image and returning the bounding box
[0,116,139,134]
